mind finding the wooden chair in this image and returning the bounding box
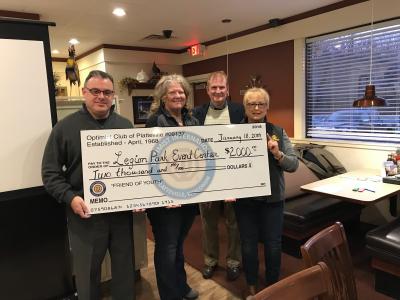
[300,222,357,300]
[250,262,334,300]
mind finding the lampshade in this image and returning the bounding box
[353,84,386,107]
[352,0,386,108]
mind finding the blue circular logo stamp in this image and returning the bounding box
[90,181,106,197]
[149,130,216,199]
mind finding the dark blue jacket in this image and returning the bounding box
[241,120,298,203]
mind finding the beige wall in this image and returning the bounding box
[103,48,182,124]
[77,49,107,90]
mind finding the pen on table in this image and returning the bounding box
[352,187,375,193]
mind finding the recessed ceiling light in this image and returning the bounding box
[113,8,126,17]
[52,49,60,54]
[68,38,80,45]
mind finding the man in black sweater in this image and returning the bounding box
[42,70,135,300]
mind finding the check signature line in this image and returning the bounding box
[106,185,266,202]
[189,185,265,195]
[109,194,166,202]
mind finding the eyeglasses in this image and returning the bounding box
[85,88,115,97]
[246,102,267,108]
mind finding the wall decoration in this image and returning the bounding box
[245,75,265,89]
[119,77,140,95]
[240,75,267,95]
[136,69,149,83]
[56,86,68,97]
[65,45,80,96]
[133,96,153,124]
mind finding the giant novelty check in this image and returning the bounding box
[81,123,271,214]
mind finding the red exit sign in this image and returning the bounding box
[188,44,205,56]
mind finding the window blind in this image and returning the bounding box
[306,20,400,143]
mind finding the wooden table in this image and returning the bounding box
[301,169,400,206]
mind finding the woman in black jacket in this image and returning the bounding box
[234,87,299,299]
[146,74,199,300]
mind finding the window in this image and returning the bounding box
[306,20,400,143]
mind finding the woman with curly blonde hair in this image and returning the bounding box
[146,74,199,300]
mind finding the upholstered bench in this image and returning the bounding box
[366,217,400,298]
[282,160,362,257]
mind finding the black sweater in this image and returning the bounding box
[41,105,132,205]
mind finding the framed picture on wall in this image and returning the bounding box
[56,86,68,97]
[133,96,153,124]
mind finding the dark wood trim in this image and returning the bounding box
[131,82,156,89]
[76,43,182,60]
[0,10,40,20]
[102,44,181,54]
[52,57,67,62]
[178,0,369,52]
[0,17,54,26]
[372,257,400,277]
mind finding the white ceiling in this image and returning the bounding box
[1,0,343,57]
